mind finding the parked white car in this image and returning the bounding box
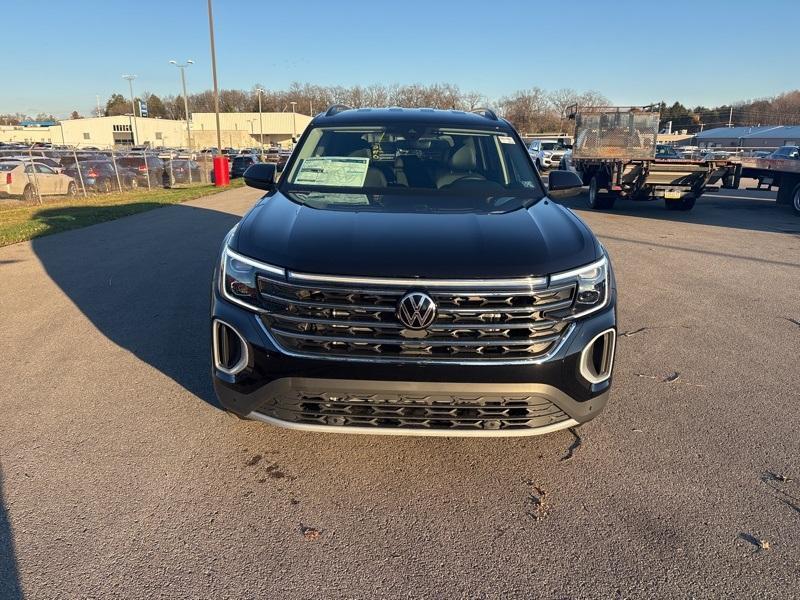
[0,161,77,200]
[528,138,570,170]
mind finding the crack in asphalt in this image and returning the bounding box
[561,428,583,462]
[619,327,649,338]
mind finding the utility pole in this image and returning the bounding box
[290,101,297,142]
[727,106,733,128]
[122,74,139,144]
[170,60,194,150]
[207,0,222,153]
[256,87,265,156]
[95,95,101,117]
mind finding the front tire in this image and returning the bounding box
[588,176,616,210]
[792,183,800,215]
[67,182,77,197]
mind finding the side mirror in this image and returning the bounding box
[243,163,276,190]
[547,169,583,199]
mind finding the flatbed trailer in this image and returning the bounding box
[726,156,800,215]
[566,105,735,211]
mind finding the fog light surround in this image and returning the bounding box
[579,328,616,384]
[212,319,250,376]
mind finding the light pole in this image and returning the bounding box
[207,0,226,185]
[290,101,297,143]
[256,87,265,157]
[169,59,194,151]
[207,0,222,153]
[122,74,138,145]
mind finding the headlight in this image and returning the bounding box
[548,256,609,319]
[219,235,284,312]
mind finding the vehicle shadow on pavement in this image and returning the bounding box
[0,468,23,600]
[31,203,241,408]
[556,190,800,235]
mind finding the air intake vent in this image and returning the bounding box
[213,320,249,375]
[579,329,616,384]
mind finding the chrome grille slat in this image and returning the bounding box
[255,272,575,362]
[269,312,564,331]
[271,328,563,347]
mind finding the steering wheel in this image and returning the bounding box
[442,174,486,189]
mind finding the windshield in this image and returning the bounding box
[283,125,543,197]
[656,145,678,158]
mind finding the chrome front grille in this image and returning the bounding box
[256,272,575,363]
[259,391,571,431]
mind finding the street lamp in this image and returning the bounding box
[169,59,194,152]
[256,87,265,157]
[290,101,297,143]
[122,74,138,145]
[207,0,226,186]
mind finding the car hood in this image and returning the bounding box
[233,191,600,279]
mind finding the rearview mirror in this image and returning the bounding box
[243,163,277,190]
[547,169,583,199]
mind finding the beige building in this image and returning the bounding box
[0,112,312,150]
[190,112,312,149]
[0,116,187,148]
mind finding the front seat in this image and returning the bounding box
[364,166,387,187]
[436,144,484,188]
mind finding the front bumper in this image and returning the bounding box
[211,283,616,436]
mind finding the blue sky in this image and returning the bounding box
[3,0,798,117]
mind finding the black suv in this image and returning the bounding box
[212,106,617,436]
[230,154,260,178]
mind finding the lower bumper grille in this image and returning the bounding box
[259,391,571,431]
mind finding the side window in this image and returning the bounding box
[24,164,35,174]
[35,164,55,174]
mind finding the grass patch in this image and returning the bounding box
[0,179,244,247]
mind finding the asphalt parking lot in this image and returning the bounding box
[1,184,798,599]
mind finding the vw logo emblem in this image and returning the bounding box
[396,291,437,330]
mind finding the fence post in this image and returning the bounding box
[169,157,174,188]
[28,145,43,204]
[72,148,87,197]
[142,154,151,190]
[110,148,123,191]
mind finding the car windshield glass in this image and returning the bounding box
[284,125,542,197]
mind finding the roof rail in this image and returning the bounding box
[325,104,352,117]
[469,107,498,121]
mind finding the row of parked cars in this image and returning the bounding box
[0,145,207,200]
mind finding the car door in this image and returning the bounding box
[35,163,62,194]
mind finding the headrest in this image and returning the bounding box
[449,145,476,171]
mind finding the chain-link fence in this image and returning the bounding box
[570,106,660,161]
[0,144,218,204]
